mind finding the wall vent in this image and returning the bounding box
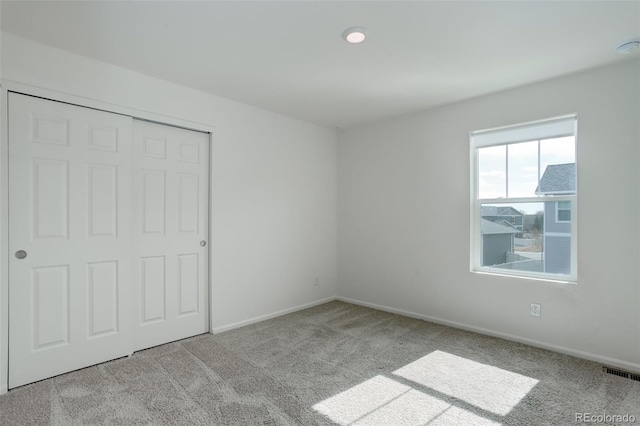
[602,366,640,382]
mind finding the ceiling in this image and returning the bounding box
[1,1,639,128]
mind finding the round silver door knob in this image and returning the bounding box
[15,250,27,259]
[200,240,207,247]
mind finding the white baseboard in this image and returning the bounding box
[337,296,640,373]
[211,297,337,334]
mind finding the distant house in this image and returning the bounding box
[535,163,575,274]
[481,205,524,237]
[480,219,520,267]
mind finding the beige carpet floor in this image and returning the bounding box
[1,301,638,425]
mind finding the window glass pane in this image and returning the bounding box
[478,145,506,199]
[507,141,538,198]
[557,209,570,221]
[480,202,571,275]
[539,136,575,196]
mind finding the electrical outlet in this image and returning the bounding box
[314,277,319,286]
[530,303,541,317]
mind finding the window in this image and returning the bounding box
[470,115,577,281]
[556,201,571,222]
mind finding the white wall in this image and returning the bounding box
[0,33,338,391]
[338,59,640,370]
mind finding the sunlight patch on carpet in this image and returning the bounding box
[393,350,538,416]
[312,375,500,425]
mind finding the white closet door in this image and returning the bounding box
[133,120,209,350]
[8,93,134,388]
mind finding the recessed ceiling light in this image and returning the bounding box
[342,27,368,44]
[616,38,640,54]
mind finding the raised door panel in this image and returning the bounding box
[141,170,166,235]
[88,164,118,238]
[140,256,166,324]
[33,159,69,240]
[142,137,166,159]
[178,142,199,163]
[87,125,118,152]
[31,114,69,146]
[178,174,199,234]
[32,265,70,350]
[177,253,199,316]
[87,261,119,338]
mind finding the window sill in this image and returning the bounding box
[472,269,577,285]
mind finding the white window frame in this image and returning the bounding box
[470,115,578,283]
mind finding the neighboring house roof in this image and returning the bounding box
[481,219,520,235]
[481,206,523,217]
[496,220,520,230]
[497,206,522,216]
[481,206,498,216]
[535,163,575,195]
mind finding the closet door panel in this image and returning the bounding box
[8,93,134,388]
[133,120,209,350]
